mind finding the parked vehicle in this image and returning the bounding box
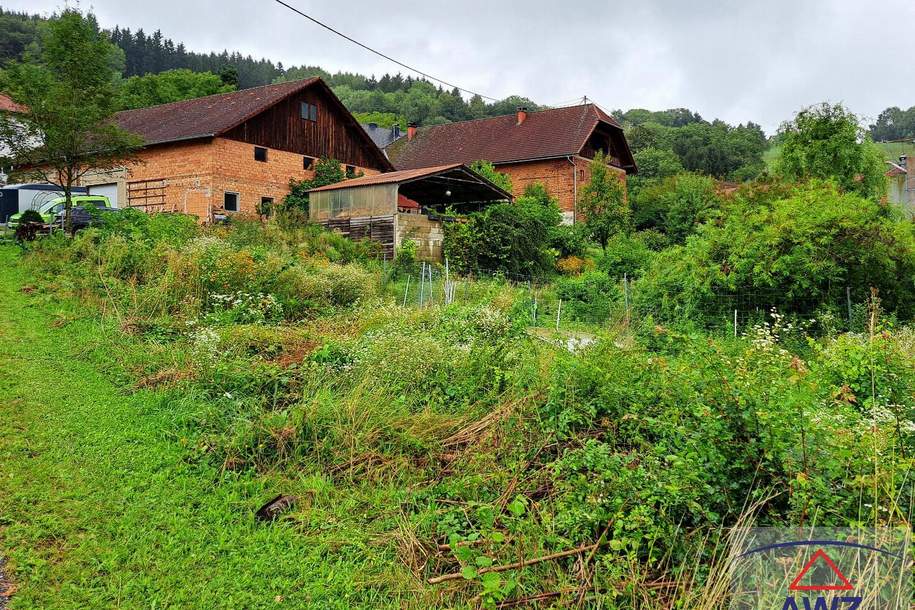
[54,204,122,231]
[0,183,88,224]
[7,195,112,228]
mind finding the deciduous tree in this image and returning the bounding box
[0,9,141,229]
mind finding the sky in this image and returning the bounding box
[6,0,915,134]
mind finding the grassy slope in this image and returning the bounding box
[0,248,406,609]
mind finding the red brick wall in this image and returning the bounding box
[495,156,626,222]
[76,137,381,221]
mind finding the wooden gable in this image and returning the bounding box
[222,83,392,171]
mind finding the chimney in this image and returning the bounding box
[517,106,528,125]
[392,123,400,139]
[407,122,417,141]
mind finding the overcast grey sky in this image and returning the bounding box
[6,0,915,133]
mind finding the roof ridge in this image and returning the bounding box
[115,77,318,117]
[413,103,601,132]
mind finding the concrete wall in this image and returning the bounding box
[395,212,444,261]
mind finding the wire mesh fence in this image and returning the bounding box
[383,259,874,337]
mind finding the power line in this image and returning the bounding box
[270,0,500,101]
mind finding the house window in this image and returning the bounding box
[224,191,239,212]
[300,102,318,122]
[303,156,314,170]
[579,169,585,181]
[258,197,274,218]
[254,146,268,162]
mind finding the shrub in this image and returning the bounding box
[271,263,377,319]
[631,173,721,244]
[444,182,561,277]
[554,270,622,322]
[597,232,654,279]
[635,181,915,324]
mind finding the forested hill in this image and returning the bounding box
[2,6,908,180]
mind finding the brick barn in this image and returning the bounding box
[77,78,392,220]
[384,104,637,224]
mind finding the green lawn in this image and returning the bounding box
[0,248,409,609]
[764,140,915,170]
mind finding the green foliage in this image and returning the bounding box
[777,103,887,200]
[468,160,513,193]
[0,9,141,228]
[597,232,655,278]
[635,181,915,323]
[577,152,630,248]
[284,157,347,214]
[631,146,683,182]
[444,182,560,277]
[554,270,622,321]
[869,105,915,141]
[351,110,407,129]
[632,173,722,244]
[117,68,234,109]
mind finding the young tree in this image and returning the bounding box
[777,103,886,200]
[578,151,630,249]
[0,9,141,229]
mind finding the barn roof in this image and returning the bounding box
[385,104,636,173]
[112,78,393,170]
[307,163,513,204]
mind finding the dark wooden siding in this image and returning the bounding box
[319,215,395,258]
[223,88,387,170]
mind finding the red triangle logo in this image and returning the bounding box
[789,549,854,591]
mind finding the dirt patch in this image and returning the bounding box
[0,556,14,610]
[271,340,319,368]
[134,367,197,389]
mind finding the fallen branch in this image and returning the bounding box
[427,542,599,584]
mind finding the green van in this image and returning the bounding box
[7,195,112,228]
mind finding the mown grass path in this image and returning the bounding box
[0,251,399,609]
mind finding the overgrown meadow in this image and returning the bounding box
[14,204,913,609]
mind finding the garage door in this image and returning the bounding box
[88,183,119,208]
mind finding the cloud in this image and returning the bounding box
[9,0,915,133]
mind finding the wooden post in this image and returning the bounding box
[556,299,562,330]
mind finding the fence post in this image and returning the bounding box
[402,274,411,307]
[733,309,738,338]
[418,262,425,306]
[623,273,630,325]
[556,299,562,331]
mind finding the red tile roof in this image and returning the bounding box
[306,163,513,201]
[0,93,26,114]
[385,104,635,172]
[308,163,466,191]
[113,78,321,146]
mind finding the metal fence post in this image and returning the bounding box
[556,299,562,330]
[402,274,411,307]
[733,309,738,337]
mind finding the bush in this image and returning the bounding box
[443,182,561,277]
[554,270,622,322]
[597,232,654,279]
[634,181,915,324]
[631,173,721,244]
[271,263,377,319]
